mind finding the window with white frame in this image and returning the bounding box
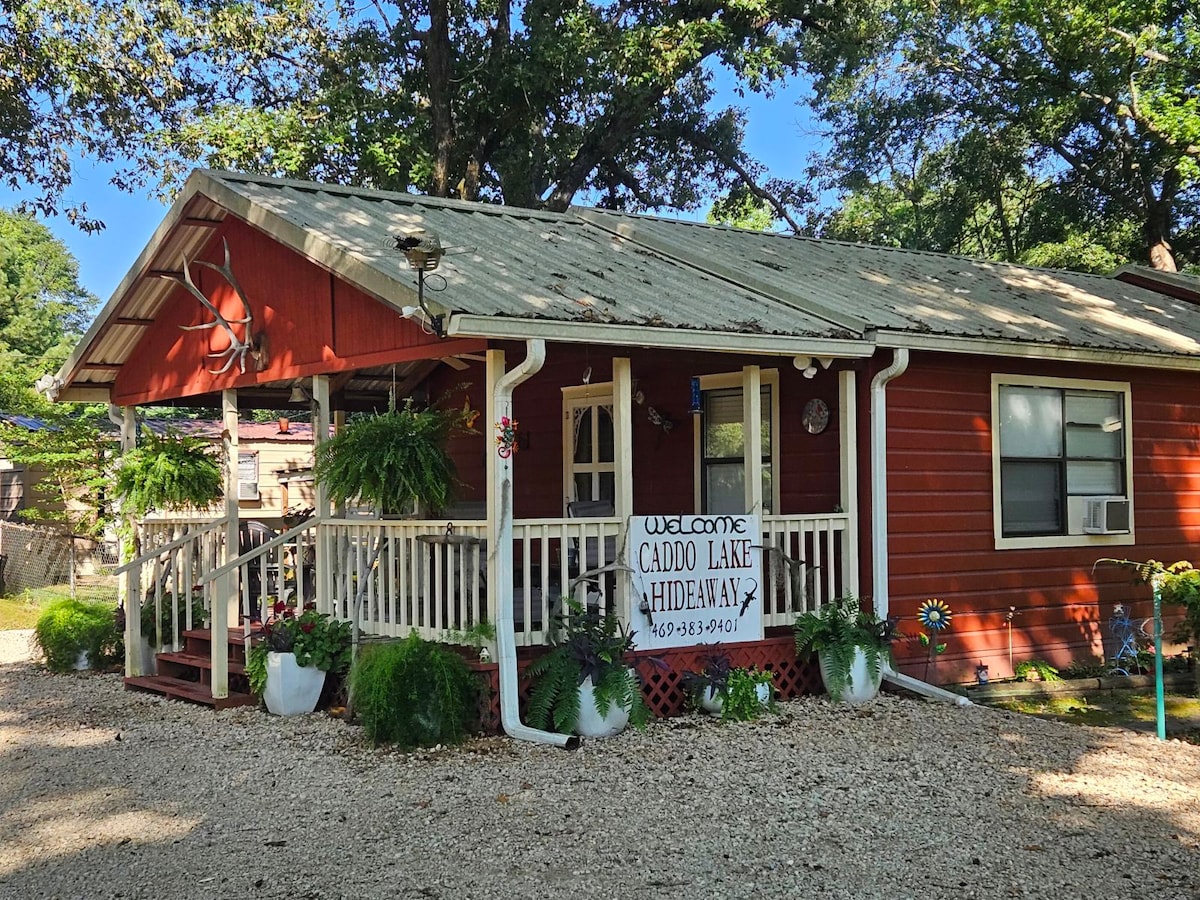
[696,372,777,515]
[238,451,260,501]
[563,387,616,508]
[994,376,1131,540]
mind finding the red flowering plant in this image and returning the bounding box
[246,602,352,695]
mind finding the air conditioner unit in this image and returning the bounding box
[237,481,259,501]
[1082,496,1130,534]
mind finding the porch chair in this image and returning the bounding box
[566,499,619,614]
[238,520,278,622]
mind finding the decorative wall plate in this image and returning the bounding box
[802,398,830,435]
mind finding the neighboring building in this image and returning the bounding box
[43,169,1200,689]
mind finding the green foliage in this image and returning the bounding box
[1153,561,1200,648]
[348,632,476,748]
[33,597,122,672]
[1,0,325,229]
[246,605,352,695]
[721,667,774,723]
[114,427,222,518]
[139,593,207,647]
[0,209,96,378]
[1061,655,1107,680]
[313,402,461,516]
[527,601,649,734]
[707,187,780,231]
[795,596,894,702]
[802,0,1200,270]
[1014,660,1062,683]
[0,411,116,537]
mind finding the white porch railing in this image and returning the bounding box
[116,518,227,676]
[759,513,854,628]
[121,512,855,682]
[317,516,627,647]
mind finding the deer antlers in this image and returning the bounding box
[163,238,268,375]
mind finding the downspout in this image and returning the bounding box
[870,348,971,707]
[492,339,578,747]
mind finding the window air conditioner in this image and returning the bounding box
[1082,496,1130,534]
[237,481,259,501]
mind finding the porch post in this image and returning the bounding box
[213,389,237,700]
[742,365,763,515]
[312,375,333,617]
[484,348,505,655]
[839,370,860,598]
[115,406,140,677]
[612,357,633,623]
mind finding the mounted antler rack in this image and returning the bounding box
[162,238,269,375]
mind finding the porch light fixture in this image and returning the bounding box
[288,385,310,404]
[394,230,447,339]
[793,355,833,379]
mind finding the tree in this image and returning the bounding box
[800,0,1200,270]
[0,209,97,404]
[0,0,328,230]
[171,1,829,217]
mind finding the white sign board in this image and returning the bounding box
[627,515,762,650]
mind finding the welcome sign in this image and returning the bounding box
[627,515,762,650]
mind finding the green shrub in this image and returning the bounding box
[350,632,477,748]
[140,593,207,647]
[34,598,123,673]
[1015,659,1061,682]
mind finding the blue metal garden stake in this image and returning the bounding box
[1152,574,1166,740]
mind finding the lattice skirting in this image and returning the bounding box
[469,636,819,735]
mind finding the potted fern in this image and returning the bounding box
[527,601,649,737]
[681,646,773,720]
[313,399,462,517]
[795,597,897,704]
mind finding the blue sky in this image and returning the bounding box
[1,75,825,305]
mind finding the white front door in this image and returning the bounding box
[562,385,616,510]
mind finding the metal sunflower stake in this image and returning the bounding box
[917,598,953,681]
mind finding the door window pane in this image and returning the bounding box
[574,408,593,464]
[597,407,614,463]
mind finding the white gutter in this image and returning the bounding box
[869,347,970,707]
[492,339,579,748]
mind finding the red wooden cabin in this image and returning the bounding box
[47,170,1200,714]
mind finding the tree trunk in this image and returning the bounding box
[424,0,455,197]
[1144,198,1178,272]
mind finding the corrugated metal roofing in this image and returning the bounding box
[51,169,1200,400]
[575,209,1200,358]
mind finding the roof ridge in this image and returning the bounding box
[571,206,1130,282]
[208,170,568,222]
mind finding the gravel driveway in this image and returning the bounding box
[2,630,1199,900]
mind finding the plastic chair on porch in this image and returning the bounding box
[566,499,618,613]
[238,520,277,622]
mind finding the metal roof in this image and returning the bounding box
[49,170,1200,402]
[575,209,1200,359]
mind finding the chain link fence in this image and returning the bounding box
[0,522,119,604]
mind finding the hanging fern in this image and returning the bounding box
[313,402,461,515]
[114,428,223,518]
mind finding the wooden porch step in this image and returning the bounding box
[157,651,247,676]
[124,675,258,710]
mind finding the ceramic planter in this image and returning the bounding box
[698,682,771,716]
[818,646,883,704]
[575,675,631,737]
[263,651,326,716]
[139,638,158,675]
[72,649,89,671]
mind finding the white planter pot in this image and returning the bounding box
[575,675,631,738]
[819,646,883,704]
[263,651,326,716]
[699,682,771,716]
[72,649,89,671]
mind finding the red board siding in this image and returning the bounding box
[431,342,846,520]
[113,216,453,405]
[883,352,1198,683]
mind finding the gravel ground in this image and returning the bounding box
[2,631,1199,900]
